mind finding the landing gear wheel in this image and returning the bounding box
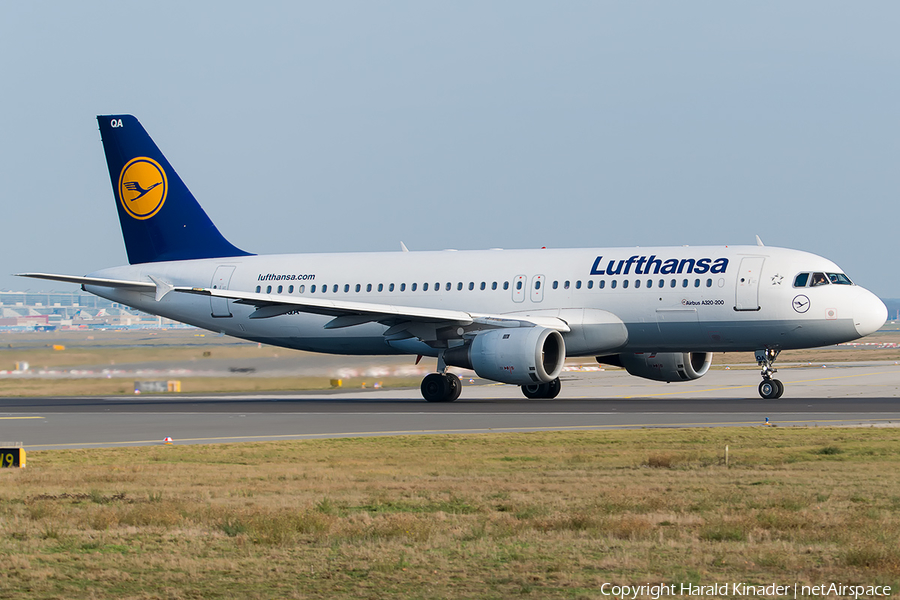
[772,378,784,399]
[755,348,784,399]
[421,373,460,402]
[758,379,783,400]
[522,383,543,399]
[546,377,561,399]
[520,378,562,399]
[445,373,462,401]
[422,373,449,402]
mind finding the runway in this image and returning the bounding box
[2,363,899,450]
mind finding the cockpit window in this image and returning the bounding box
[793,273,809,288]
[828,273,853,285]
[810,272,829,287]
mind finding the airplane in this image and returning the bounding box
[19,115,888,402]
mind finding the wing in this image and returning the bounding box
[16,273,172,301]
[176,286,570,342]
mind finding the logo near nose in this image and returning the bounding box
[118,157,167,220]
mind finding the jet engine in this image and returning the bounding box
[600,352,712,382]
[444,327,565,385]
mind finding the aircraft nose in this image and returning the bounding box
[855,288,887,337]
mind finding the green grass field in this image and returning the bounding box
[2,428,899,599]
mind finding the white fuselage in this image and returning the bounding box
[85,244,885,358]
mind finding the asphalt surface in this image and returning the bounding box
[2,363,899,450]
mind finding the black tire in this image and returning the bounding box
[422,373,449,402]
[445,373,462,401]
[522,383,543,399]
[546,378,561,399]
[772,379,784,399]
[758,379,779,400]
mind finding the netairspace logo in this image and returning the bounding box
[598,582,892,599]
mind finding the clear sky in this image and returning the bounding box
[2,2,897,297]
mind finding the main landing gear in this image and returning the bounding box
[521,378,562,399]
[421,372,462,402]
[756,348,784,399]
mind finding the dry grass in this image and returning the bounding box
[2,427,900,598]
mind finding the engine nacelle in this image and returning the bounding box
[444,327,565,385]
[606,352,712,383]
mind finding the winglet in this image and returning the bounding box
[755,235,765,247]
[400,241,409,252]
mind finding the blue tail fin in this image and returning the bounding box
[98,115,252,264]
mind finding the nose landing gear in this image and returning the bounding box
[756,348,784,399]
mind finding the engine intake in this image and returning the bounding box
[601,352,712,382]
[445,327,565,385]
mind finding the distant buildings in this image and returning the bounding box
[0,290,186,330]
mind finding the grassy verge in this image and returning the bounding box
[2,428,899,598]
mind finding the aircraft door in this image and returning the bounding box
[734,257,764,311]
[512,275,526,303]
[530,275,545,303]
[210,265,236,318]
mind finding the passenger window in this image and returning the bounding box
[377,283,383,292]
[635,280,641,289]
[344,284,350,293]
[623,280,629,289]
[564,281,570,289]
[333,284,338,293]
[277,285,283,294]
[503,282,509,290]
[575,280,581,289]
[310,285,316,293]
[411,283,417,291]
[552,281,558,290]
[706,279,712,288]
[793,273,809,287]
[322,285,327,293]
[446,282,451,291]
[355,284,361,292]
[587,280,593,289]
[288,285,294,293]
[694,279,700,288]
[659,279,664,288]
[367,284,372,292]
[670,279,676,288]
[457,282,463,291]
[492,282,498,290]
[811,272,829,287]
[266,285,272,294]
[468,282,474,290]
[682,279,688,288]
[255,286,261,293]
[299,285,305,293]
[389,283,394,292]
[536,280,542,290]
[400,283,406,292]
[599,280,605,289]
[647,280,652,288]
[480,282,486,290]
[611,280,617,289]
[423,283,429,291]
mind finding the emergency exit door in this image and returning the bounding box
[734,257,764,311]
